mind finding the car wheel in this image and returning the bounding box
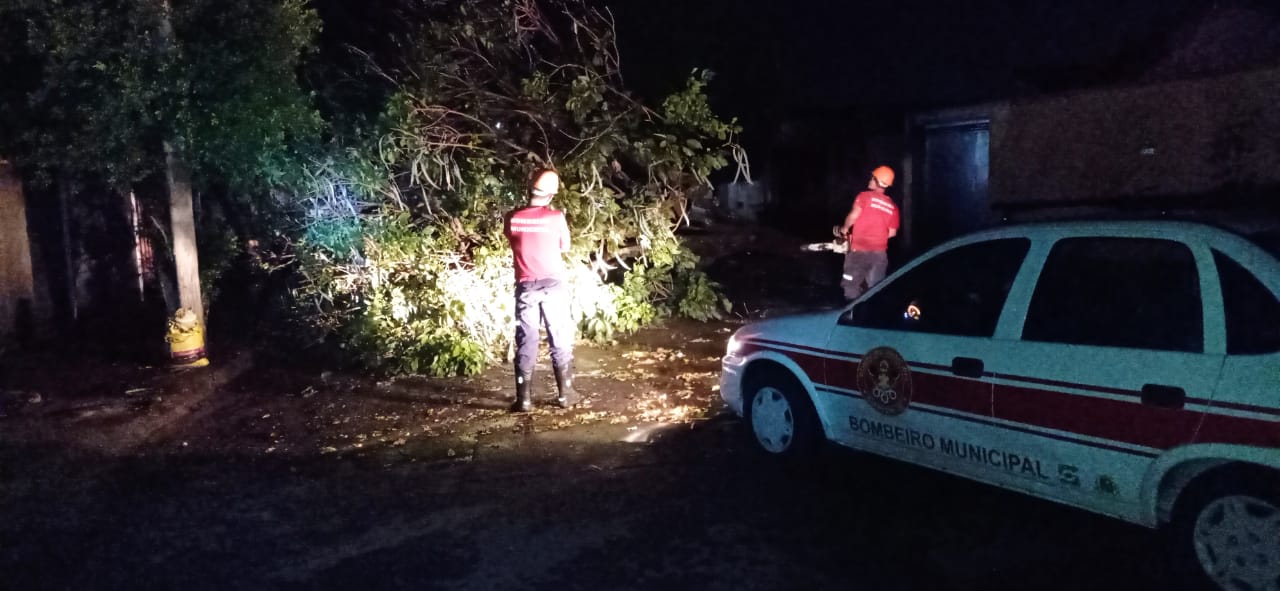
[743,368,821,458]
[1166,468,1280,591]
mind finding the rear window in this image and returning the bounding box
[1214,250,1280,355]
[1023,238,1203,352]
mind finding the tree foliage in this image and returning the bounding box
[167,0,322,193]
[291,0,741,375]
[0,0,742,374]
[0,0,322,322]
[0,0,321,193]
[0,0,168,187]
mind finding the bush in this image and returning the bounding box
[287,0,739,376]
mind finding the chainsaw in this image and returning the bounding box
[800,226,849,253]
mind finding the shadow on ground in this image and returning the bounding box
[1,416,1168,591]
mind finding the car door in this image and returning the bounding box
[989,236,1223,519]
[1196,248,1280,449]
[821,237,1031,473]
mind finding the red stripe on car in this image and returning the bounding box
[738,339,1277,451]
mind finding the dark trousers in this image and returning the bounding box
[514,278,574,375]
[841,250,888,300]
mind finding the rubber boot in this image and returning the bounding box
[554,364,580,409]
[511,371,533,413]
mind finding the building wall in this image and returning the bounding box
[0,161,35,343]
[990,66,1280,204]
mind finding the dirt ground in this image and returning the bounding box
[0,223,843,460]
[0,224,1169,590]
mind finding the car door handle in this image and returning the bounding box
[1141,384,1186,409]
[951,357,985,379]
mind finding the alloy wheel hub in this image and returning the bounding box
[1193,494,1280,591]
[752,387,794,453]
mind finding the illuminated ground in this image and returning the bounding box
[0,226,1171,590]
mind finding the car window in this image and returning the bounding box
[1213,250,1280,355]
[1023,238,1202,352]
[843,238,1030,337]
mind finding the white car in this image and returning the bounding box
[720,221,1279,591]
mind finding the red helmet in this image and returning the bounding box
[871,165,895,188]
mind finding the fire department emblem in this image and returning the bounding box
[857,347,913,416]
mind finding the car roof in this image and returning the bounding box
[929,220,1280,274]
[952,219,1250,244]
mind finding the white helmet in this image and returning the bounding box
[531,169,560,198]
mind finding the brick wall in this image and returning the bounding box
[991,66,1280,204]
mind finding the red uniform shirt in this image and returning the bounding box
[505,205,570,282]
[848,190,900,252]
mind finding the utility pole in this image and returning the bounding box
[157,0,204,328]
[164,141,204,327]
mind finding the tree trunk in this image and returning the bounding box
[124,191,145,302]
[57,176,78,322]
[165,141,204,327]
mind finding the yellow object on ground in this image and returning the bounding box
[166,308,209,368]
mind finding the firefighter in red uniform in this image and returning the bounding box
[838,165,900,301]
[504,169,579,412]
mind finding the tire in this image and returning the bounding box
[1165,467,1280,591]
[742,368,822,459]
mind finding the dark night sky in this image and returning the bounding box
[607,0,1280,134]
